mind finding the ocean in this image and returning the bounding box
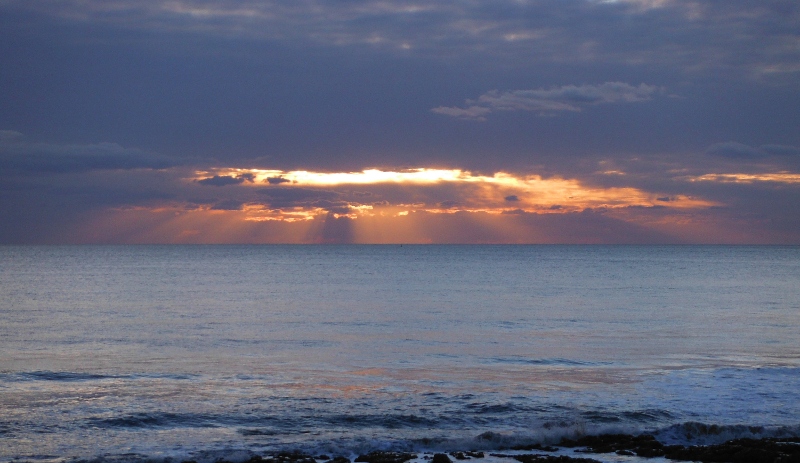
[1,245,799,463]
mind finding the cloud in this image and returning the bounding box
[5,0,797,78]
[1,2,799,243]
[210,199,244,210]
[686,173,800,184]
[429,106,492,120]
[0,133,176,173]
[432,82,662,120]
[197,174,255,186]
[762,145,800,157]
[705,142,766,159]
[199,167,720,213]
[266,176,291,184]
[258,187,339,208]
[706,142,800,159]
[0,130,24,140]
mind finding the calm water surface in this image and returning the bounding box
[1,245,799,462]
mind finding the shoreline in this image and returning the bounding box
[212,435,800,463]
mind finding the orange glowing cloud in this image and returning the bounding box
[192,167,717,222]
[70,166,735,244]
[686,172,800,184]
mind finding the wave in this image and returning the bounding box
[6,420,800,463]
[652,421,800,445]
[0,371,200,383]
[324,413,440,429]
[0,371,122,382]
[485,357,612,367]
[84,412,222,429]
[412,421,800,452]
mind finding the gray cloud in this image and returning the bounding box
[0,134,177,173]
[5,0,797,77]
[762,145,800,157]
[210,199,244,210]
[706,142,800,159]
[258,187,339,208]
[3,0,798,172]
[197,173,255,186]
[706,142,766,159]
[432,83,662,120]
[311,200,353,214]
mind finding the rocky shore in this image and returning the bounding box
[192,435,800,463]
[558,433,800,461]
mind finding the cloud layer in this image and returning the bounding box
[1,1,799,243]
[0,133,176,173]
[432,82,662,120]
[5,0,798,77]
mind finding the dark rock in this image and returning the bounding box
[450,452,467,460]
[330,457,351,463]
[556,434,800,463]
[464,452,484,459]
[263,451,316,463]
[511,455,603,463]
[432,453,452,463]
[663,437,800,463]
[354,452,417,463]
[317,456,331,461]
[487,455,600,463]
[559,433,664,455]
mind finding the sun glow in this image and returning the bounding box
[73,166,726,243]
[197,168,507,186]
[193,167,717,217]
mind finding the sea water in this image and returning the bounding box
[1,245,799,463]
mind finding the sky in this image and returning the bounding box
[1,0,799,244]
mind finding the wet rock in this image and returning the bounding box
[450,452,484,460]
[488,454,600,463]
[558,434,800,462]
[432,453,452,463]
[664,437,800,463]
[354,451,417,463]
[559,433,668,456]
[329,457,351,463]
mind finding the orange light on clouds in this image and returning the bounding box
[240,204,321,222]
[687,172,800,184]
[193,167,718,217]
[69,166,739,243]
[199,167,507,186]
